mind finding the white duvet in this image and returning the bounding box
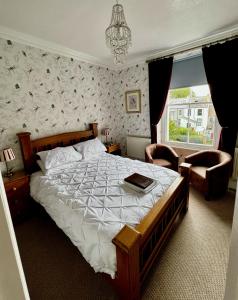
[30,153,179,278]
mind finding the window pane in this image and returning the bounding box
[167,85,215,146]
[188,103,215,145]
[168,107,188,143]
[197,109,202,116]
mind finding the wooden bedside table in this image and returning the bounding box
[106,143,121,155]
[3,170,30,222]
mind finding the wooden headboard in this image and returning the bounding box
[17,123,98,174]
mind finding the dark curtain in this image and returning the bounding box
[202,38,238,156]
[148,57,173,143]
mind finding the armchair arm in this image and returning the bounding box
[145,144,156,163]
[157,144,179,171]
[207,161,231,173]
[206,156,232,197]
[185,150,209,165]
[162,145,179,160]
[206,155,232,179]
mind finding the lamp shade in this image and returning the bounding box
[0,148,15,162]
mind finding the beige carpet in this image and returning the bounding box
[15,187,235,300]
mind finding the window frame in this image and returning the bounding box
[160,86,220,151]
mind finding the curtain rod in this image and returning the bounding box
[146,34,238,64]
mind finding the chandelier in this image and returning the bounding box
[105,1,132,64]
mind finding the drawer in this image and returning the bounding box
[7,190,30,220]
[5,178,30,221]
[7,185,29,201]
[5,177,29,193]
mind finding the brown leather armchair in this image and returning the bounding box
[145,144,179,171]
[184,150,232,199]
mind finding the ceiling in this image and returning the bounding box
[0,0,238,67]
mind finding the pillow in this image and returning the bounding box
[37,146,82,170]
[36,159,74,175]
[36,160,47,175]
[73,138,107,160]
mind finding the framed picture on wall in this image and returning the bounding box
[125,90,141,113]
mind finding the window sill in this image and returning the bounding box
[165,141,216,151]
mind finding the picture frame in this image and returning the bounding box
[125,90,141,113]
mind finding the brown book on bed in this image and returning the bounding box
[124,173,154,189]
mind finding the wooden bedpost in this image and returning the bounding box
[89,123,98,137]
[112,225,141,300]
[179,162,191,213]
[17,132,33,174]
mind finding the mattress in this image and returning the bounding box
[30,152,179,278]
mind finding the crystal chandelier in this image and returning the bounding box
[105,0,132,64]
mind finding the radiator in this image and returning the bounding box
[232,148,238,179]
[126,135,151,160]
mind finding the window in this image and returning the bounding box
[197,109,203,116]
[164,85,217,147]
[197,117,202,126]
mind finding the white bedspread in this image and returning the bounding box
[30,153,179,278]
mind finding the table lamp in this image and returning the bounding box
[0,148,15,177]
[102,128,110,145]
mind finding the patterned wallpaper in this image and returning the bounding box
[0,37,150,172]
[115,63,150,141]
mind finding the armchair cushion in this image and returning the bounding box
[152,159,172,168]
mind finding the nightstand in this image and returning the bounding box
[3,170,30,222]
[106,143,121,155]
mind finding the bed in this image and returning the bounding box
[17,123,190,300]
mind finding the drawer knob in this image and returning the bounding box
[13,187,17,191]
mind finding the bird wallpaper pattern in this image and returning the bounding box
[0,37,150,171]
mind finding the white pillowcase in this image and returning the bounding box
[37,146,82,170]
[73,138,107,160]
[36,160,47,175]
[36,159,73,175]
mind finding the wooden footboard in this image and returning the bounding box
[112,165,190,300]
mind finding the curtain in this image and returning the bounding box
[148,57,173,143]
[202,38,238,156]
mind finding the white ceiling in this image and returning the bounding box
[0,0,238,67]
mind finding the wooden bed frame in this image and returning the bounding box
[17,123,190,300]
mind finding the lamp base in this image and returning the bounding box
[4,163,14,178]
[4,170,14,178]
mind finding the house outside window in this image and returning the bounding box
[162,85,218,147]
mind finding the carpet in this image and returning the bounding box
[15,187,235,300]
